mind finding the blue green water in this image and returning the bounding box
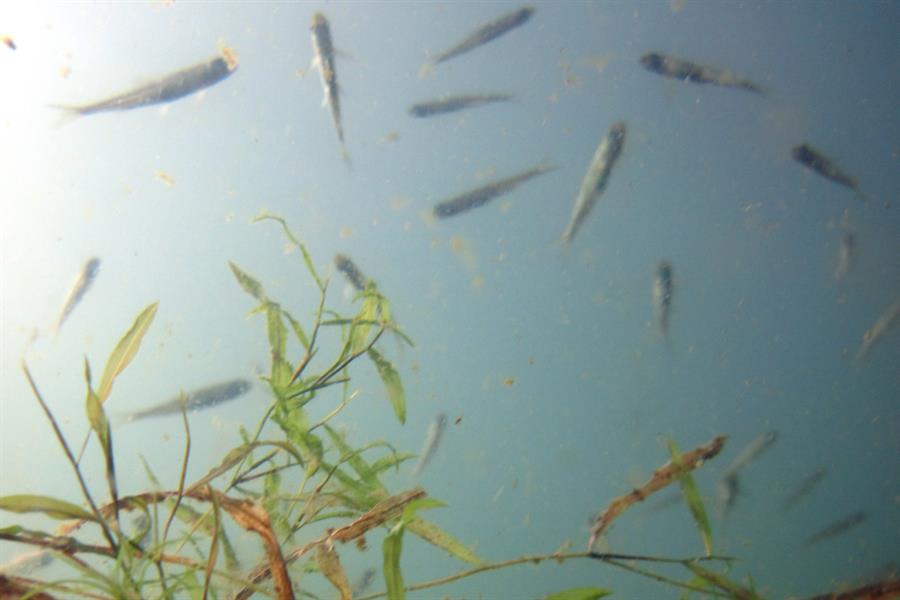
[1,2,898,598]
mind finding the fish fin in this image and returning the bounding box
[46,104,84,128]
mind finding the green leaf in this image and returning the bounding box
[542,588,612,600]
[283,308,310,351]
[266,303,287,362]
[406,517,484,566]
[324,426,381,493]
[667,439,713,556]
[228,261,268,303]
[382,526,405,600]
[96,302,158,404]
[350,290,380,354]
[0,494,97,522]
[188,445,254,491]
[371,451,417,475]
[367,348,406,424]
[252,211,324,291]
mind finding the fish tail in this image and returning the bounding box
[47,104,85,128]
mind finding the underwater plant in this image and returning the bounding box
[1,216,896,600]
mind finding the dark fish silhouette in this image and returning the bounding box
[433,161,555,219]
[792,143,864,199]
[803,511,866,547]
[310,12,349,163]
[49,51,237,119]
[639,51,765,94]
[334,253,370,292]
[54,257,100,336]
[561,121,626,244]
[122,379,252,422]
[857,297,900,361]
[411,413,447,478]
[653,260,674,337]
[718,431,778,517]
[408,93,513,118]
[420,6,535,76]
[783,467,826,511]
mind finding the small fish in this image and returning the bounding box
[716,472,740,517]
[803,511,866,547]
[783,467,826,511]
[0,549,53,575]
[420,6,535,76]
[834,231,855,281]
[856,297,900,361]
[639,51,765,94]
[408,93,513,118]
[122,378,252,422]
[433,161,555,219]
[351,568,376,597]
[334,253,370,292]
[792,143,864,199]
[310,12,348,163]
[411,413,447,478]
[54,257,101,336]
[561,121,626,244]
[718,430,778,517]
[653,260,674,337]
[2,35,15,51]
[48,50,237,120]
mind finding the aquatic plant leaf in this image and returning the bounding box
[329,488,426,543]
[0,574,59,599]
[282,308,310,351]
[406,517,484,566]
[96,302,158,404]
[0,495,97,522]
[316,542,352,600]
[541,588,612,600]
[382,527,405,600]
[350,290,380,355]
[253,211,324,291]
[667,439,713,556]
[367,348,406,424]
[685,562,763,600]
[371,451,417,475]
[266,303,287,361]
[324,425,381,492]
[229,261,267,303]
[190,445,253,492]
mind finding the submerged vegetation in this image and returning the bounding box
[1,217,896,600]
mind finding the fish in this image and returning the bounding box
[420,6,535,77]
[351,568,376,597]
[561,121,626,244]
[834,231,855,281]
[48,49,237,120]
[310,12,349,163]
[408,93,513,118]
[432,161,555,220]
[856,297,900,361]
[122,378,252,422]
[53,257,101,336]
[717,431,778,516]
[639,51,765,94]
[783,467,826,511]
[653,260,674,337]
[334,253,370,292]
[0,549,54,575]
[803,511,866,547]
[411,413,447,478]
[792,143,864,199]
[2,35,15,51]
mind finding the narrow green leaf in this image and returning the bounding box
[266,303,287,362]
[282,308,310,351]
[685,562,763,600]
[188,445,253,491]
[350,291,380,354]
[667,439,713,556]
[86,371,118,519]
[0,494,97,522]
[324,426,381,492]
[228,261,267,303]
[406,517,484,566]
[542,588,612,600]
[367,348,406,424]
[382,525,405,600]
[97,302,158,404]
[252,211,324,291]
[371,451,417,475]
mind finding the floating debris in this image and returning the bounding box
[154,170,175,187]
[561,121,626,244]
[803,511,866,547]
[334,253,370,292]
[783,467,826,511]
[834,231,855,281]
[0,549,53,575]
[310,12,349,164]
[1,35,15,51]
[653,260,674,338]
[639,51,765,94]
[856,297,900,361]
[433,161,555,220]
[411,413,447,478]
[792,143,864,199]
[48,50,237,120]
[53,257,101,337]
[122,378,252,422]
[420,5,535,77]
[408,93,513,118]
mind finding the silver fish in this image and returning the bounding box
[653,260,674,337]
[433,161,555,219]
[792,143,864,199]
[561,121,626,244]
[310,12,349,163]
[408,93,513,118]
[49,51,237,119]
[783,467,826,511]
[53,257,100,336]
[834,231,855,281]
[639,51,765,94]
[123,378,252,422]
[856,297,900,361]
[411,413,447,478]
[803,511,866,547]
[420,6,535,76]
